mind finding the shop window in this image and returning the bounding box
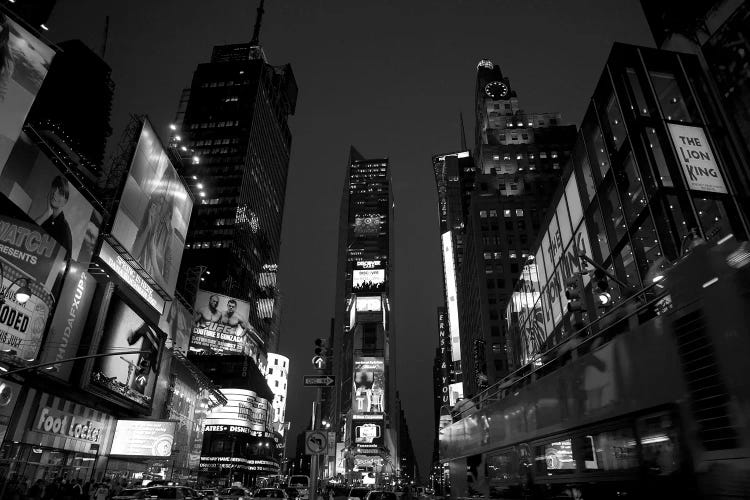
[616,153,647,224]
[692,196,732,241]
[650,71,693,122]
[606,95,627,151]
[535,439,576,475]
[637,413,680,476]
[644,128,673,188]
[576,428,638,471]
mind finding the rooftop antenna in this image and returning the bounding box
[100,15,109,58]
[459,112,467,151]
[251,0,265,46]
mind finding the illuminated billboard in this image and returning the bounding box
[353,269,385,290]
[351,414,384,447]
[191,290,266,367]
[448,382,463,407]
[110,119,192,298]
[356,296,381,312]
[441,231,461,362]
[354,214,382,235]
[110,419,176,457]
[667,123,728,194]
[0,12,55,171]
[90,296,163,407]
[98,239,165,314]
[1,131,102,264]
[0,215,64,361]
[353,357,385,414]
[158,297,193,354]
[203,388,272,435]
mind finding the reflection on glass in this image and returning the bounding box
[617,154,648,224]
[578,428,638,471]
[586,124,610,179]
[535,439,575,474]
[666,194,690,243]
[590,205,611,262]
[615,243,640,288]
[692,196,731,241]
[637,413,679,476]
[578,155,597,202]
[645,128,672,188]
[606,95,627,150]
[626,68,650,117]
[632,213,663,280]
[601,183,627,244]
[650,71,692,122]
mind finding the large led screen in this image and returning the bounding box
[352,357,385,414]
[110,119,192,297]
[191,290,266,367]
[353,269,385,291]
[0,12,55,171]
[91,296,163,407]
[1,131,102,264]
[110,419,176,457]
[351,414,384,447]
[203,388,272,436]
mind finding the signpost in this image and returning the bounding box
[311,355,326,369]
[305,430,328,455]
[304,375,336,387]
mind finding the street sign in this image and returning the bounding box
[311,355,326,369]
[303,375,336,387]
[305,430,328,455]
[327,431,336,457]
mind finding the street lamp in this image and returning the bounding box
[0,261,35,306]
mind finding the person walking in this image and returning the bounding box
[93,480,110,500]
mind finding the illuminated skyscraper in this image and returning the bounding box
[329,147,398,484]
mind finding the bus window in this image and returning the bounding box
[574,428,638,471]
[535,439,575,474]
[487,449,518,482]
[637,413,679,475]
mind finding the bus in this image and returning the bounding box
[439,236,750,499]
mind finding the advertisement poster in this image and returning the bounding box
[1,132,102,264]
[354,214,382,235]
[191,290,266,365]
[351,415,384,447]
[352,357,385,413]
[91,297,163,407]
[203,388,271,434]
[110,119,193,297]
[0,12,55,171]
[352,269,385,291]
[38,265,96,380]
[110,419,176,456]
[668,123,728,194]
[158,297,193,354]
[0,380,21,444]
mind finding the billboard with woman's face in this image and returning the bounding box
[110,119,192,297]
[0,12,55,171]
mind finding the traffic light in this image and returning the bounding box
[593,269,612,308]
[565,275,584,313]
[314,338,329,357]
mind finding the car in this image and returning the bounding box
[254,487,288,498]
[219,486,254,499]
[201,488,221,500]
[363,491,398,500]
[346,487,371,500]
[139,486,203,498]
[284,487,300,499]
[112,489,146,500]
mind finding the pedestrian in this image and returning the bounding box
[93,480,110,500]
[72,478,85,500]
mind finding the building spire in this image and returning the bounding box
[251,0,265,46]
[459,112,467,151]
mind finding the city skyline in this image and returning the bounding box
[46,0,655,477]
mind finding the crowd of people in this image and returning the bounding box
[1,476,132,500]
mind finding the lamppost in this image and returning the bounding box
[0,261,36,307]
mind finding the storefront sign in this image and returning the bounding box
[110,420,176,457]
[35,406,102,443]
[668,123,728,194]
[97,240,166,314]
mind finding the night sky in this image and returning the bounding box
[49,0,654,478]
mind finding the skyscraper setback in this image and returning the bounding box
[435,60,577,400]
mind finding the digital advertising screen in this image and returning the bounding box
[1,131,102,264]
[203,388,272,435]
[351,414,384,447]
[354,214,382,235]
[110,419,176,457]
[0,12,55,171]
[191,290,266,366]
[90,296,163,407]
[352,357,385,414]
[353,269,385,290]
[110,119,192,297]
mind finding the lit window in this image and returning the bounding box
[503,210,512,217]
[540,152,548,158]
[489,210,497,217]
[484,252,492,260]
[480,210,488,218]
[516,209,524,217]
[493,155,500,160]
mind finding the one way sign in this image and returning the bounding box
[303,375,336,387]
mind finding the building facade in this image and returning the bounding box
[506,42,748,368]
[330,147,398,485]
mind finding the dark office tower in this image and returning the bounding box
[177,40,297,354]
[433,151,475,405]
[457,60,576,396]
[1,0,55,27]
[330,147,397,485]
[26,39,114,189]
[639,0,750,215]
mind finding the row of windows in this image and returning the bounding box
[193,146,241,156]
[480,208,525,218]
[188,120,241,129]
[199,79,250,88]
[186,239,232,249]
[190,137,241,147]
